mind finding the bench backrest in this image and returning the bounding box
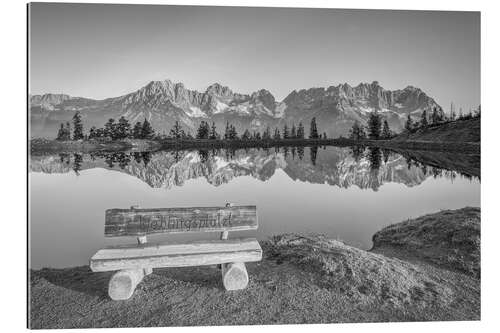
[105,205,258,237]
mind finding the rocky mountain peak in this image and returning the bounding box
[205,83,234,98]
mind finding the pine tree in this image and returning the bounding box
[72,111,84,140]
[349,121,366,140]
[309,117,319,139]
[241,129,251,140]
[431,107,442,124]
[253,131,261,140]
[88,126,97,139]
[196,121,210,139]
[367,112,382,139]
[381,120,392,139]
[228,125,238,139]
[224,121,231,140]
[405,114,413,132]
[169,121,182,139]
[262,126,271,140]
[283,124,290,139]
[141,118,154,139]
[104,118,116,139]
[273,128,281,139]
[132,121,143,138]
[63,122,71,140]
[290,124,296,138]
[450,102,457,120]
[116,116,131,139]
[209,122,217,139]
[297,122,305,139]
[56,123,66,141]
[420,109,428,128]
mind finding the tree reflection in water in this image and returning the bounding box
[310,146,318,166]
[349,145,365,163]
[367,147,382,174]
[53,145,478,185]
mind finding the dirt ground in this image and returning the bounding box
[29,208,480,329]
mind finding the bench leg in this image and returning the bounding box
[108,269,145,300]
[221,262,249,290]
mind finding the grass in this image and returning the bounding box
[392,117,480,143]
[372,207,480,277]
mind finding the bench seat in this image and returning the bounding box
[90,238,262,272]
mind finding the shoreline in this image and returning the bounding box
[30,137,480,155]
[30,207,480,328]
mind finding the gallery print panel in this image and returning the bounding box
[28,2,480,329]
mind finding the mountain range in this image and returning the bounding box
[30,80,443,138]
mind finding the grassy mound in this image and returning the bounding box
[392,118,480,143]
[266,234,455,308]
[372,207,480,277]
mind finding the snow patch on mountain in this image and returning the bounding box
[274,102,286,118]
[214,100,229,114]
[187,106,207,118]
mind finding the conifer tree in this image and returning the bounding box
[450,106,456,121]
[283,124,290,139]
[170,121,182,139]
[132,121,143,139]
[141,118,154,139]
[224,121,230,140]
[297,122,305,139]
[104,118,116,139]
[241,129,251,140]
[63,122,71,140]
[420,109,428,128]
[367,112,382,139]
[228,125,238,139]
[405,114,413,132]
[431,107,443,124]
[196,121,210,139]
[56,123,66,141]
[381,120,392,139]
[88,126,97,139]
[72,111,84,140]
[209,122,217,139]
[349,121,361,140]
[290,124,296,138]
[262,126,271,140]
[116,116,131,139]
[309,117,319,139]
[273,128,281,139]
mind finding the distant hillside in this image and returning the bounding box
[392,118,480,143]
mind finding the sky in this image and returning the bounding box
[29,3,480,112]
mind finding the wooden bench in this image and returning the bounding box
[90,203,262,300]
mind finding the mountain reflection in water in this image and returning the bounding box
[30,146,479,191]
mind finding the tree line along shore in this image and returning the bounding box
[32,106,480,154]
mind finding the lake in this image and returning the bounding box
[29,146,480,269]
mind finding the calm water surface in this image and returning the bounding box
[29,146,480,269]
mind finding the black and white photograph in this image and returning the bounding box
[26,1,483,329]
